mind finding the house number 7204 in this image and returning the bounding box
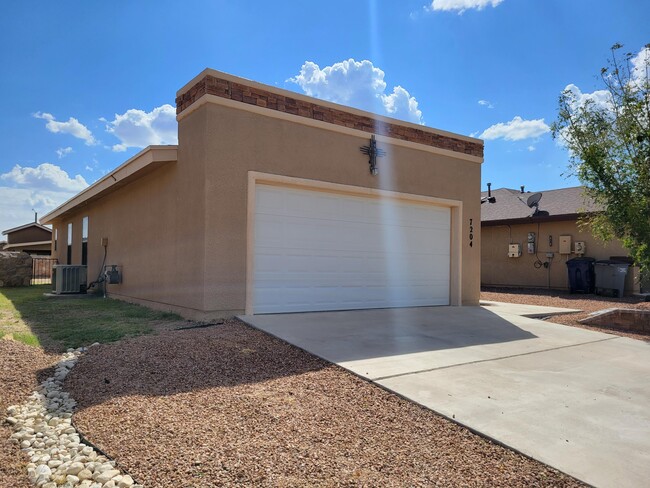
[469,218,474,247]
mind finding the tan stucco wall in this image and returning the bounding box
[195,101,482,313]
[48,97,482,317]
[50,153,209,315]
[482,220,639,293]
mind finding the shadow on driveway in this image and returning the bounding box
[240,306,538,367]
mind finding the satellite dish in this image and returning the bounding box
[526,192,543,217]
[527,192,542,208]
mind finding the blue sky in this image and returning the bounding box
[0,0,648,232]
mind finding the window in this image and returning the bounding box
[82,217,88,266]
[54,229,58,252]
[67,223,72,264]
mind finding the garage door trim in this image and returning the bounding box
[245,171,463,315]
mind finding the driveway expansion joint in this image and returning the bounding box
[372,336,620,382]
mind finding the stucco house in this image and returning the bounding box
[41,69,484,319]
[2,222,52,256]
[481,186,639,294]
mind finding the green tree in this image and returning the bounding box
[552,43,650,278]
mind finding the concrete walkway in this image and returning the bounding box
[479,300,581,317]
[240,304,650,488]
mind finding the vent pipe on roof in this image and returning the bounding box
[520,185,525,193]
[487,182,492,197]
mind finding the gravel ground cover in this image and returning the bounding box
[0,339,57,488]
[481,287,650,341]
[65,320,583,487]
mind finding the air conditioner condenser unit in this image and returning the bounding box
[52,265,88,294]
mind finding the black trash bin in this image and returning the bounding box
[566,257,595,293]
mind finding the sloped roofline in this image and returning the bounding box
[41,145,177,224]
[480,185,600,224]
[2,222,52,236]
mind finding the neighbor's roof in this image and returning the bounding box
[2,222,52,236]
[481,186,602,226]
[3,240,52,250]
[41,145,177,224]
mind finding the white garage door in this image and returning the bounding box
[253,184,450,314]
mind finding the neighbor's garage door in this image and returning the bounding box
[253,184,450,314]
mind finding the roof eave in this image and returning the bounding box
[481,212,598,227]
[41,145,178,225]
[3,240,52,249]
[2,222,52,236]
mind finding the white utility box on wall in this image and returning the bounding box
[575,241,586,255]
[559,235,572,254]
[508,244,522,258]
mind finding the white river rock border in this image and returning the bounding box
[5,346,142,488]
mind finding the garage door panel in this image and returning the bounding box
[401,227,449,249]
[253,185,451,313]
[255,270,450,301]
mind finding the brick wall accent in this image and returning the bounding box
[176,75,483,158]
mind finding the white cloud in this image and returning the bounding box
[429,0,504,14]
[34,112,97,145]
[104,104,178,152]
[560,46,648,115]
[527,145,536,152]
[630,46,650,86]
[382,86,423,123]
[0,186,78,233]
[56,146,73,159]
[478,99,494,109]
[480,116,550,141]
[1,163,88,193]
[554,84,613,151]
[556,45,648,150]
[289,59,423,124]
[0,164,89,232]
[562,83,612,112]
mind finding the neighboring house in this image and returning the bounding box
[2,222,52,256]
[481,186,639,294]
[41,69,484,319]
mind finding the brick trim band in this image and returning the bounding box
[176,75,483,158]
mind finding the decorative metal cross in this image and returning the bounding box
[360,135,386,176]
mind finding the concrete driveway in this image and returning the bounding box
[240,305,650,488]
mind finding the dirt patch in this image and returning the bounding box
[0,339,57,488]
[481,287,650,341]
[65,320,582,487]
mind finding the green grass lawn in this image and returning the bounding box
[0,286,181,351]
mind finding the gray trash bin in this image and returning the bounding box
[594,260,630,297]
